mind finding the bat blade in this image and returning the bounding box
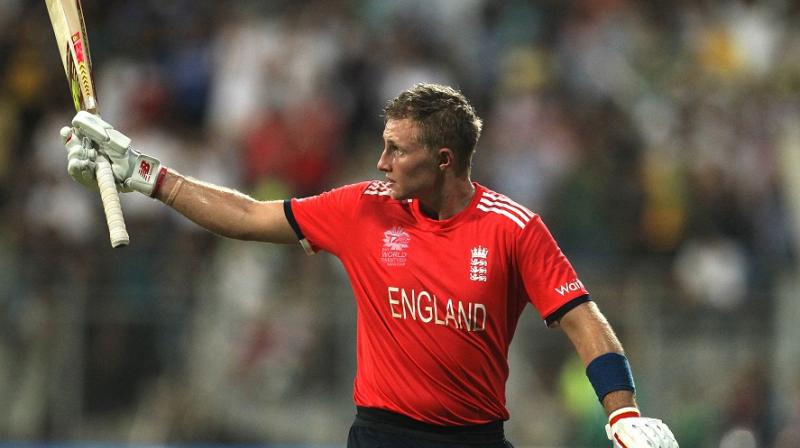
[45,0,129,248]
[45,0,97,112]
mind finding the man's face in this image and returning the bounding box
[377,119,440,201]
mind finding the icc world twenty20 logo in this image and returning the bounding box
[381,226,410,266]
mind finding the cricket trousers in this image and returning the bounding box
[347,407,515,448]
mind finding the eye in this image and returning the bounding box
[385,144,402,157]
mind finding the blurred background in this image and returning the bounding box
[1,0,800,447]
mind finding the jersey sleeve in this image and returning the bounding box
[286,182,367,256]
[517,215,590,323]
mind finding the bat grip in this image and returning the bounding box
[95,155,129,247]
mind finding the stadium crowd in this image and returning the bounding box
[1,0,800,446]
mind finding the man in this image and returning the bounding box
[62,83,678,448]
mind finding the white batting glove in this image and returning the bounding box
[606,407,679,448]
[62,126,99,190]
[71,111,163,196]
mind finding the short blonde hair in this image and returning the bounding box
[384,83,482,175]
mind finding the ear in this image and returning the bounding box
[437,147,454,171]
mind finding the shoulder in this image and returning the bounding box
[358,180,412,208]
[361,180,394,198]
[295,181,408,213]
[298,180,393,202]
[473,184,538,232]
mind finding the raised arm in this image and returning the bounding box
[63,111,297,244]
[152,170,296,243]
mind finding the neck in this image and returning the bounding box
[418,177,475,220]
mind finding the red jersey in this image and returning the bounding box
[288,181,588,426]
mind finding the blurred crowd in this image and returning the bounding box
[2,0,800,446]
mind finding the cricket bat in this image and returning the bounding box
[45,0,129,248]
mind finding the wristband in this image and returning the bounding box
[151,167,168,198]
[165,177,185,206]
[586,352,635,402]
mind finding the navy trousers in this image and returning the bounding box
[347,407,514,448]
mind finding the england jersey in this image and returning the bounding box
[287,181,589,426]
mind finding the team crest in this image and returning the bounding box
[381,226,410,266]
[470,245,488,282]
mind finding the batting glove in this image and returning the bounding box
[70,111,163,196]
[606,407,679,448]
[62,125,100,190]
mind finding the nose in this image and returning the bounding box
[377,148,391,172]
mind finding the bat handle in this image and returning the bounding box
[94,155,129,248]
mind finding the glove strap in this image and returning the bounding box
[606,406,641,441]
[127,153,162,196]
[609,407,641,426]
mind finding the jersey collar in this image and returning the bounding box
[410,182,485,231]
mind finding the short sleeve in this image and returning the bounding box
[517,215,589,321]
[288,182,367,256]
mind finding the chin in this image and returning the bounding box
[389,190,407,200]
[388,182,421,201]
[386,183,403,200]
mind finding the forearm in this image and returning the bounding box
[601,390,636,415]
[561,302,623,365]
[154,169,296,243]
[559,302,637,414]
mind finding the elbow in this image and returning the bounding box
[227,202,262,241]
[225,200,287,243]
[193,200,259,241]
